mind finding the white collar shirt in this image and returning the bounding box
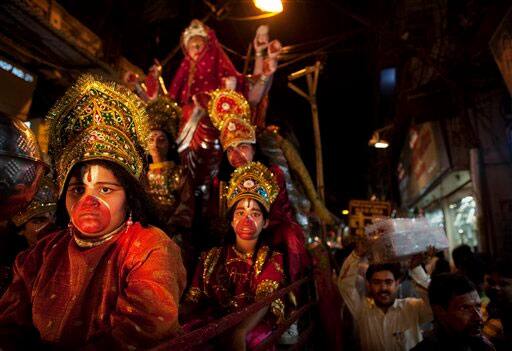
[338,252,433,351]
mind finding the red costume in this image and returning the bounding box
[0,223,186,350]
[170,21,249,191]
[168,25,247,106]
[0,75,188,350]
[184,245,285,348]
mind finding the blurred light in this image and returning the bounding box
[374,141,389,149]
[254,0,283,13]
[0,58,34,82]
[342,209,349,215]
[380,67,396,95]
[369,130,390,149]
[23,121,31,128]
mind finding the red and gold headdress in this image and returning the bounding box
[208,88,255,149]
[226,162,279,212]
[47,74,150,195]
[146,96,181,140]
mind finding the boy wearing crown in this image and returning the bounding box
[0,76,187,350]
[182,162,285,350]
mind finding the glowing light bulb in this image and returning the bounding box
[254,0,283,13]
[374,141,389,149]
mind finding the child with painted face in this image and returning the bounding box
[0,76,187,350]
[182,162,285,350]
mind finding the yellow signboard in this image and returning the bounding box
[348,199,391,236]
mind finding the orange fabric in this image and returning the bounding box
[0,222,187,350]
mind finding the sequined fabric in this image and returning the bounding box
[147,161,195,231]
[184,245,285,320]
[148,161,186,209]
[0,222,187,350]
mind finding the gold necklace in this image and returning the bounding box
[232,245,254,261]
[72,223,127,248]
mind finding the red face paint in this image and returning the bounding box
[71,195,111,234]
[235,215,258,240]
[227,145,253,168]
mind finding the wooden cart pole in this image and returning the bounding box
[288,61,325,201]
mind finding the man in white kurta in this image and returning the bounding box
[338,250,433,351]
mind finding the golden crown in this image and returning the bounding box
[208,89,254,149]
[147,96,181,140]
[226,162,279,212]
[47,74,150,195]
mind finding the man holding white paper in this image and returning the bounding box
[337,240,433,351]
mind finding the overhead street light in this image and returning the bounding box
[254,0,283,13]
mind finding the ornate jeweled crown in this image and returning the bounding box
[208,89,255,149]
[11,175,57,227]
[47,74,150,195]
[182,19,208,47]
[226,162,279,212]
[147,96,181,140]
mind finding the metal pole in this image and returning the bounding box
[288,61,325,202]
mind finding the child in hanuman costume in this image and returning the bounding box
[182,162,285,350]
[0,75,186,350]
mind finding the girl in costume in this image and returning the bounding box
[0,75,186,350]
[146,96,194,233]
[182,162,285,350]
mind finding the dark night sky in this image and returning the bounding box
[59,0,380,213]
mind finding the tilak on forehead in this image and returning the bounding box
[236,198,261,210]
[85,164,99,185]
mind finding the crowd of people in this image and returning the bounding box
[336,237,512,351]
[0,18,511,351]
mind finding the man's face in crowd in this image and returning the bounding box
[435,290,483,337]
[367,270,399,308]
